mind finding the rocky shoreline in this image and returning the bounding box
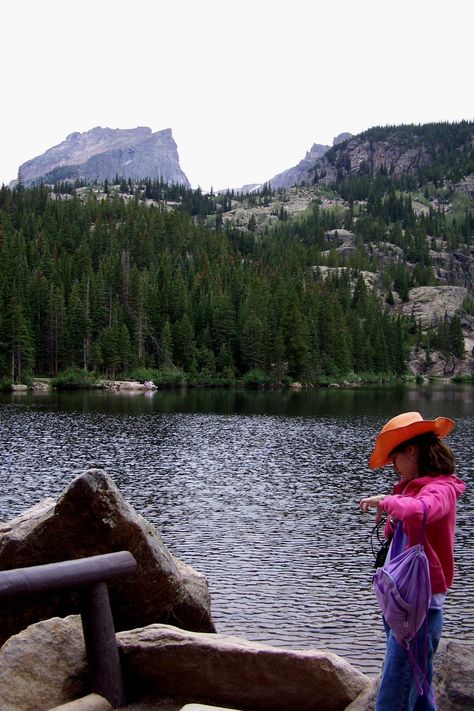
[6,371,474,396]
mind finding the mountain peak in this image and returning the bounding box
[267,142,331,189]
[17,126,189,187]
[333,132,353,146]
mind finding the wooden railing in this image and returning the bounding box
[0,551,137,708]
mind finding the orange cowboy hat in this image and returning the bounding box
[369,411,455,469]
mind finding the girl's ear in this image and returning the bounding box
[405,444,418,458]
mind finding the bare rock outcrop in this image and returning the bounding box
[401,285,468,329]
[0,470,214,645]
[309,134,433,186]
[117,624,370,711]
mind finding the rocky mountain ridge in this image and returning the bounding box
[16,126,190,187]
[268,142,331,189]
[307,122,474,186]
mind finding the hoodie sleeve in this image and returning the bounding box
[379,480,459,524]
[379,494,424,523]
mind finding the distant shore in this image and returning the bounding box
[5,373,474,395]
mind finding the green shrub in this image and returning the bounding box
[358,371,397,384]
[214,368,237,388]
[188,368,237,388]
[126,367,186,388]
[314,375,332,386]
[51,368,99,390]
[153,368,186,388]
[243,369,271,389]
[0,377,13,392]
[452,374,474,383]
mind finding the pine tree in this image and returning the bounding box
[281,292,310,378]
[159,319,173,367]
[4,297,34,381]
[448,314,465,358]
[173,313,196,371]
[240,314,265,372]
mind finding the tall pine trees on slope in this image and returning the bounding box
[0,179,469,385]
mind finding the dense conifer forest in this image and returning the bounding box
[1,134,473,388]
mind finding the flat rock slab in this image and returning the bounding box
[118,624,370,711]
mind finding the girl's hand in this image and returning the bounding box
[359,494,386,524]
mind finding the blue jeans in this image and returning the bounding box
[375,609,443,711]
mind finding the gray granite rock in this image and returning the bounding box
[16,126,190,187]
[401,285,468,330]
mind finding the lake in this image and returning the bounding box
[0,384,472,675]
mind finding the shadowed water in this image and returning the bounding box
[0,385,472,675]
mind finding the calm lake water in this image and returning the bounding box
[0,384,472,675]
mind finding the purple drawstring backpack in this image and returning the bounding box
[372,501,433,698]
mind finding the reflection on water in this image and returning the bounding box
[0,385,473,675]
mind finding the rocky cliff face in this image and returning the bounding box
[267,134,354,189]
[268,143,331,189]
[308,132,433,185]
[17,126,190,187]
[304,123,474,185]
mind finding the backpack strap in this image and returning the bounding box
[419,499,428,546]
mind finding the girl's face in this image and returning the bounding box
[391,444,419,481]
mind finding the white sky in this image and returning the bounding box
[1,0,473,191]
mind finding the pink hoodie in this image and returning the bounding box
[379,475,466,594]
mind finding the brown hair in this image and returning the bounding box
[390,432,455,476]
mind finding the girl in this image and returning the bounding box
[360,411,465,711]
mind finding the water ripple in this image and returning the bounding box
[0,388,473,675]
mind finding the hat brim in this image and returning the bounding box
[369,416,455,469]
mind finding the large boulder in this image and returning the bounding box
[0,470,214,645]
[117,623,370,711]
[346,639,474,710]
[0,616,87,711]
[434,640,474,710]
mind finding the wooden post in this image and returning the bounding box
[81,582,126,708]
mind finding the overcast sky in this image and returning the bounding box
[1,0,472,191]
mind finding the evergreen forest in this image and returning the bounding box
[0,147,472,389]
